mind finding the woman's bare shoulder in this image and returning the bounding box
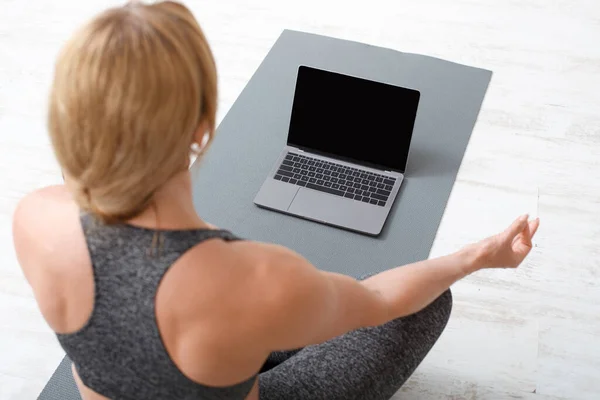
[160,236,314,329]
[173,237,328,337]
[13,185,77,228]
[157,236,328,383]
[13,185,93,333]
[13,185,81,264]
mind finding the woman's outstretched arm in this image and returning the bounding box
[249,215,539,350]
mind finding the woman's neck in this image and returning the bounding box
[126,170,211,230]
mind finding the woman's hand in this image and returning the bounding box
[471,215,540,271]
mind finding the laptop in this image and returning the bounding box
[254,66,420,236]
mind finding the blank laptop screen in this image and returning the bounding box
[287,66,420,172]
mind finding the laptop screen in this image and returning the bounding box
[287,66,420,173]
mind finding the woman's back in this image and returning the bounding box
[58,214,257,399]
[15,185,279,398]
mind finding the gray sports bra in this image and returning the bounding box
[56,214,256,399]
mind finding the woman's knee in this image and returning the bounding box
[359,289,453,370]
[382,289,452,333]
[392,289,452,333]
[427,288,453,332]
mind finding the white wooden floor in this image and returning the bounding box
[2,0,599,399]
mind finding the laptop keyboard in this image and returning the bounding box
[273,153,396,207]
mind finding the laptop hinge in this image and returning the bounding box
[290,147,399,174]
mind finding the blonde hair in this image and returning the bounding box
[48,1,217,223]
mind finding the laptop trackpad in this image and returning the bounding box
[289,188,384,233]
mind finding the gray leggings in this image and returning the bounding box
[259,289,452,400]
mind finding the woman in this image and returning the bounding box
[12,2,539,400]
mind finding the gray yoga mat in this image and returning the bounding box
[38,30,491,399]
[38,356,78,400]
[191,30,492,277]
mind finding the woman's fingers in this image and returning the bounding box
[516,219,540,247]
[511,218,540,265]
[504,215,529,239]
[511,219,541,246]
[522,221,533,247]
[529,218,540,238]
[512,238,532,263]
